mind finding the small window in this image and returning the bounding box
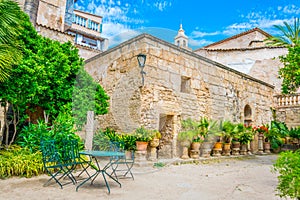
[180,76,191,93]
[183,40,186,47]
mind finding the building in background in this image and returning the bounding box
[17,0,108,60]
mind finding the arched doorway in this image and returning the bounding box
[244,105,252,126]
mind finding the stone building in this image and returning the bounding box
[85,28,275,157]
[194,28,287,94]
[194,28,300,129]
[17,0,108,60]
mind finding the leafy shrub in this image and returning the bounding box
[17,113,83,153]
[0,145,44,178]
[273,150,300,199]
[289,127,300,139]
[93,128,136,151]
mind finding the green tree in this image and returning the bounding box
[0,12,109,146]
[0,0,23,82]
[278,45,300,94]
[266,17,300,47]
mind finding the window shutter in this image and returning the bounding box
[99,24,103,33]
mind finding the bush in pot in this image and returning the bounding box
[134,126,154,151]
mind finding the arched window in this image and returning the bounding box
[177,40,180,46]
[244,105,252,126]
[183,40,186,47]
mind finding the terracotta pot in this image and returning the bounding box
[150,138,160,148]
[136,141,148,151]
[264,142,271,153]
[222,143,231,156]
[191,142,201,150]
[232,141,240,149]
[200,142,213,158]
[213,142,222,150]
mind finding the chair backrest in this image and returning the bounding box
[62,139,81,164]
[40,140,61,167]
[109,141,126,160]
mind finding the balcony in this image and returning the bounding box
[274,93,300,108]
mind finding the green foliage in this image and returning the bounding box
[0,0,23,82]
[279,45,300,94]
[270,121,289,138]
[178,118,200,142]
[289,127,300,139]
[93,129,137,151]
[16,113,83,153]
[0,145,44,178]
[0,11,109,146]
[273,150,300,199]
[239,126,254,144]
[72,67,109,129]
[266,17,300,47]
[134,126,155,142]
[93,129,111,151]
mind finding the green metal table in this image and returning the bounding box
[76,150,125,194]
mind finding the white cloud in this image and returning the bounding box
[282,4,300,14]
[153,1,172,11]
[190,31,220,38]
[224,4,299,37]
[188,38,212,47]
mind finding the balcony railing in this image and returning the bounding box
[274,93,300,107]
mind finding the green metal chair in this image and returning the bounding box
[109,141,134,180]
[40,140,76,188]
[61,139,91,180]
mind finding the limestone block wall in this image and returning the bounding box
[36,0,66,31]
[85,34,274,158]
[276,107,300,128]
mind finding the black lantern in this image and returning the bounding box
[137,54,147,86]
[137,53,146,68]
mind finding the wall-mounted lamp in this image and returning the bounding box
[137,53,147,86]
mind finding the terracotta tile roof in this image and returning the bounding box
[198,46,285,52]
[200,27,272,49]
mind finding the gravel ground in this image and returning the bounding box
[0,154,287,200]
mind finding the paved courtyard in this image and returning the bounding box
[0,154,286,200]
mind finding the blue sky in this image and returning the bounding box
[75,0,300,49]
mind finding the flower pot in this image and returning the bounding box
[222,143,231,156]
[191,142,201,151]
[264,142,271,153]
[149,139,160,161]
[212,142,222,157]
[200,142,213,158]
[232,141,240,156]
[240,143,247,155]
[180,140,191,159]
[136,141,148,151]
[213,142,222,150]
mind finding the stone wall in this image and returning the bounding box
[85,34,274,158]
[274,94,300,128]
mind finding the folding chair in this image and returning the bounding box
[61,139,91,180]
[109,141,134,180]
[40,140,76,188]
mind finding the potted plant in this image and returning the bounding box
[220,120,237,156]
[178,118,198,159]
[149,130,161,160]
[289,127,300,145]
[239,125,254,155]
[134,126,154,151]
[198,117,219,157]
[177,130,194,159]
[253,125,271,153]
